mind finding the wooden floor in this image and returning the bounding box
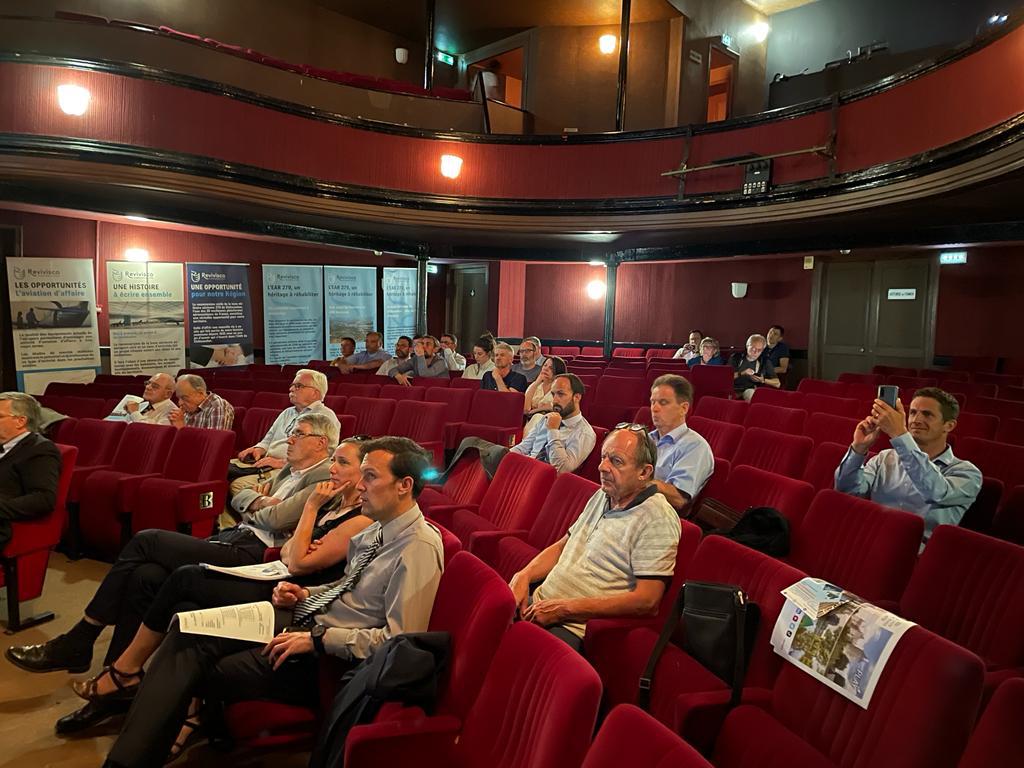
[0,555,309,767]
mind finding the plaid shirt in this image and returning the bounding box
[184,391,234,430]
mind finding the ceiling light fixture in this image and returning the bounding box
[599,34,617,54]
[440,154,463,179]
[57,84,90,116]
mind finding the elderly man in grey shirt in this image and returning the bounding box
[834,386,981,547]
[102,437,444,768]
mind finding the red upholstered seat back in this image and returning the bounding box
[802,441,848,490]
[952,412,999,441]
[717,464,816,531]
[160,427,235,481]
[802,393,862,418]
[379,384,425,401]
[528,474,599,550]
[687,415,744,460]
[332,383,381,399]
[798,378,850,396]
[743,403,807,435]
[387,401,446,444]
[437,451,490,508]
[804,412,858,446]
[239,407,281,447]
[750,388,805,408]
[425,387,473,422]
[732,428,813,480]
[572,425,608,483]
[478,453,557,531]
[467,390,524,427]
[582,705,713,768]
[455,622,602,768]
[694,394,748,424]
[251,392,292,409]
[958,678,1024,768]
[900,525,1024,670]
[957,437,1024,504]
[689,365,734,400]
[67,418,124,466]
[111,423,176,473]
[342,396,395,436]
[790,489,922,604]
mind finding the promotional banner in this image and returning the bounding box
[7,257,101,393]
[106,261,185,375]
[263,264,324,364]
[324,266,377,359]
[186,262,254,368]
[382,267,417,355]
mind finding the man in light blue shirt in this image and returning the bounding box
[834,387,981,546]
[647,374,714,514]
[336,332,391,374]
[511,373,595,474]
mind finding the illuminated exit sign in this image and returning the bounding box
[436,51,455,66]
[939,251,968,265]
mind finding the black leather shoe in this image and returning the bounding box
[55,699,130,735]
[6,635,92,673]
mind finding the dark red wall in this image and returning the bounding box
[0,209,445,351]
[522,263,607,342]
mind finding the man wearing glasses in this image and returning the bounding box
[120,373,176,425]
[231,369,339,497]
[509,425,680,652]
[512,336,545,384]
[0,392,61,550]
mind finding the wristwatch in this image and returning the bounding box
[310,623,327,655]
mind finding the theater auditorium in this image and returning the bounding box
[0,1,1022,766]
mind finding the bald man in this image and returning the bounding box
[124,374,177,426]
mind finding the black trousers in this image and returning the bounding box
[547,625,585,653]
[85,528,265,664]
[142,564,277,635]
[106,619,321,768]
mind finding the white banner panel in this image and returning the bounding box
[324,266,377,359]
[382,267,417,355]
[7,257,100,394]
[106,261,185,375]
[263,264,325,364]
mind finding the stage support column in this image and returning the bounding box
[415,248,430,336]
[602,256,619,358]
[423,0,436,90]
[614,0,632,131]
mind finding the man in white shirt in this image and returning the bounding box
[122,373,176,425]
[511,373,596,474]
[439,333,466,372]
[376,336,413,377]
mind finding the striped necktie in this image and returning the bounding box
[291,526,385,626]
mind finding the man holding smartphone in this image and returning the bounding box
[834,386,981,546]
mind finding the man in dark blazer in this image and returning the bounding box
[0,392,61,550]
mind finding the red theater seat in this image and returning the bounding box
[471,472,599,580]
[587,376,652,429]
[418,376,450,388]
[789,489,922,605]
[804,412,858,445]
[342,396,395,437]
[126,428,236,540]
[585,535,805,749]
[796,378,848,396]
[801,393,861,418]
[581,346,605,356]
[215,388,254,408]
[582,705,713,768]
[345,622,602,768]
[572,425,608,483]
[387,401,446,465]
[742,403,807,435]
[424,387,473,423]
[716,464,816,531]
[995,417,1024,445]
[999,384,1024,402]
[967,396,1024,421]
[992,485,1024,546]
[689,365,734,401]
[952,411,999,441]
[419,449,490,514]
[64,418,125,503]
[379,384,425,401]
[612,347,645,357]
[942,381,997,401]
[549,345,580,356]
[687,415,744,460]
[956,437,1024,504]
[750,388,805,408]
[711,626,982,768]
[958,678,1024,768]
[801,441,848,491]
[898,524,1024,706]
[732,428,813,480]
[872,365,917,377]
[694,396,748,424]
[973,372,1024,388]
[889,375,938,389]
[837,372,884,386]
[450,377,481,389]
[332,383,381,399]
[322,395,346,414]
[957,476,1003,534]
[251,392,291,410]
[2,444,76,631]
[448,390,524,448]
[236,407,281,452]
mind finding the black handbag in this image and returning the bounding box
[638,581,759,711]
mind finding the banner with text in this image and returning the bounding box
[324,266,377,359]
[382,267,417,355]
[263,264,324,364]
[7,257,101,393]
[186,262,253,368]
[107,261,185,375]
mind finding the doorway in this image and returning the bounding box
[812,256,938,379]
[467,47,524,107]
[448,264,489,354]
[706,44,736,122]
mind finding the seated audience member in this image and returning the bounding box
[6,413,338,679]
[462,336,496,380]
[730,334,780,401]
[523,356,568,426]
[509,426,680,651]
[512,336,545,383]
[392,334,449,385]
[169,375,234,430]
[648,375,714,513]
[330,337,357,369]
[765,325,790,377]
[673,329,704,361]
[118,373,176,425]
[0,392,61,550]
[376,335,413,377]
[482,343,529,393]
[52,434,371,737]
[439,333,467,372]
[834,387,982,546]
[687,337,726,367]
[335,332,390,374]
[512,373,595,474]
[98,437,443,768]
[231,369,338,495]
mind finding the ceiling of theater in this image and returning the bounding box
[313,0,682,53]
[742,0,820,14]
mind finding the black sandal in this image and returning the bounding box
[166,717,203,765]
[71,664,144,703]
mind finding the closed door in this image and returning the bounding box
[449,265,489,350]
[814,257,936,379]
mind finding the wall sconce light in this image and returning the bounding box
[731,282,748,299]
[749,21,770,43]
[395,47,409,64]
[124,248,149,262]
[57,84,90,116]
[440,154,463,179]
[586,279,607,300]
[599,34,617,54]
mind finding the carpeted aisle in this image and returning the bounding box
[0,555,309,767]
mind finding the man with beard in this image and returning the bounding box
[391,335,449,384]
[376,335,413,377]
[510,373,595,474]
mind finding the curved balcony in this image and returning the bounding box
[0,15,1022,252]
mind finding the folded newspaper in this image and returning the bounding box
[771,578,915,709]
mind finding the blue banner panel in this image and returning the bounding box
[263,264,324,364]
[186,262,253,368]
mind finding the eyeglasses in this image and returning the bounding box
[614,422,649,433]
[288,430,324,439]
[289,382,317,391]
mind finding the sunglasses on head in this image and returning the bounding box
[614,422,648,433]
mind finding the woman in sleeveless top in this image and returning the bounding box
[523,356,567,433]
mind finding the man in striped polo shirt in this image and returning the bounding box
[510,425,681,652]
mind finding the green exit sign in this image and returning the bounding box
[436,51,455,66]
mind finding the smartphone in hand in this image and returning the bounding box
[877,385,900,409]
